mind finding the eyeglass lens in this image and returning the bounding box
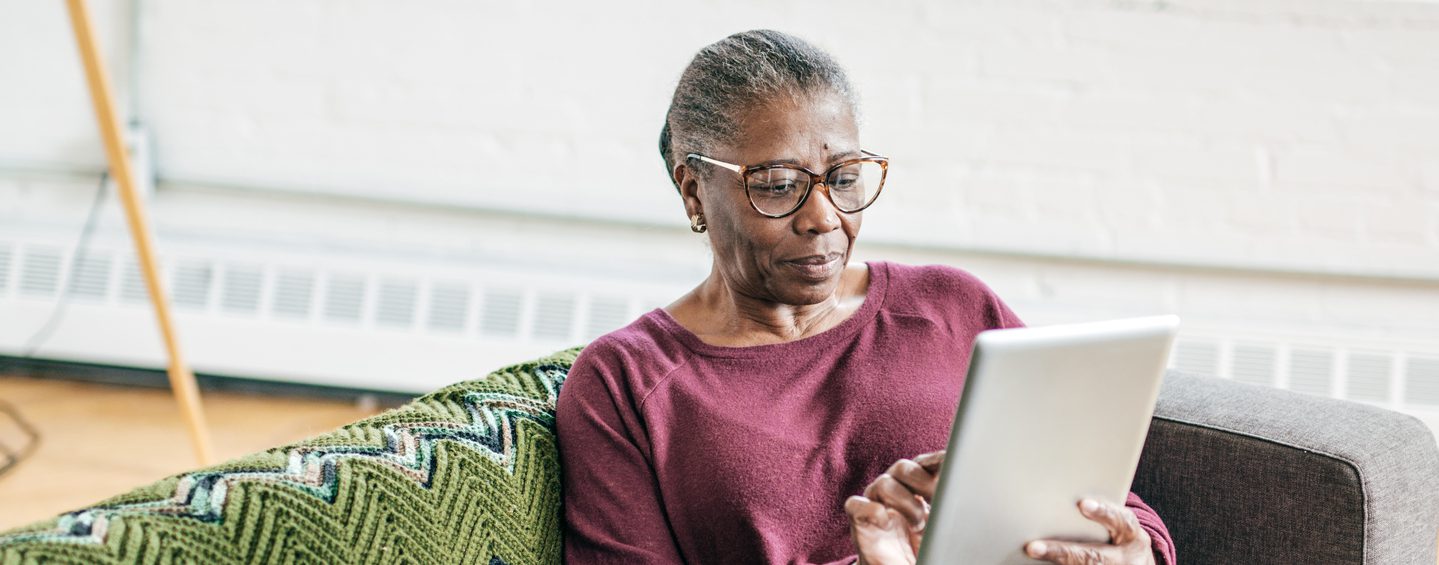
[744,161,884,216]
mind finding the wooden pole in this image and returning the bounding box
[63,0,214,466]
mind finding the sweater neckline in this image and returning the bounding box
[644,260,890,359]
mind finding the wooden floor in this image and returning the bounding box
[0,373,380,531]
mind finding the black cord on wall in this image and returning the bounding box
[19,171,111,358]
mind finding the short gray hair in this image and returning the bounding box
[659,29,858,193]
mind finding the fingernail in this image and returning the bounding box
[911,518,926,533]
[1081,499,1099,513]
[1026,541,1047,557]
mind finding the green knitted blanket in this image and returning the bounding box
[0,347,582,565]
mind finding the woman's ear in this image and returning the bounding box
[673,162,704,218]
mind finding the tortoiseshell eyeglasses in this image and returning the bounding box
[686,150,889,218]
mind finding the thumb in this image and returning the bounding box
[846,496,918,564]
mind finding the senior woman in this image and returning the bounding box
[556,30,1176,565]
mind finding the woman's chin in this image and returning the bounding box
[772,275,844,306]
[780,257,840,283]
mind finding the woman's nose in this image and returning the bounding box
[792,182,842,234]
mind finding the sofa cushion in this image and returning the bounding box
[1135,417,1366,563]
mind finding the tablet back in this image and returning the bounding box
[917,316,1179,565]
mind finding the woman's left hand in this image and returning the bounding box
[1024,498,1156,565]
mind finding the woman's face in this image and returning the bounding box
[686,90,863,306]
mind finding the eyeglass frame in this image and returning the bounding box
[685,150,889,218]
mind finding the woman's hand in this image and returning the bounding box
[844,450,944,565]
[1024,499,1156,565]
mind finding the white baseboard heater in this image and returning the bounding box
[0,232,684,394]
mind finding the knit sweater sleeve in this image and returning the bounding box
[556,338,686,564]
[1127,492,1177,565]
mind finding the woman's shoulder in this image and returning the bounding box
[563,311,693,406]
[572,312,670,372]
[871,260,1023,328]
[873,260,999,298]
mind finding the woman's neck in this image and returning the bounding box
[666,263,869,347]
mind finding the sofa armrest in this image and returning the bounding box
[0,348,583,564]
[1132,370,1439,564]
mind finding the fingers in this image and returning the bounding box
[1077,499,1147,546]
[1022,500,1152,564]
[883,457,941,500]
[862,473,928,531]
[912,450,945,473]
[1025,539,1113,564]
[845,495,894,528]
[854,451,945,536]
[846,496,920,564]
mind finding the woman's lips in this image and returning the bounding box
[782,253,842,281]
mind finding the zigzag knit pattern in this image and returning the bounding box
[0,347,583,565]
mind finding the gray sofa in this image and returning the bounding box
[1135,371,1439,564]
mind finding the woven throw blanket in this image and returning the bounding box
[0,347,582,565]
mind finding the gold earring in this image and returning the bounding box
[690,213,707,233]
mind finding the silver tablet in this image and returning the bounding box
[917,315,1180,565]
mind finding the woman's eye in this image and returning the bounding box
[830,175,860,191]
[753,182,797,196]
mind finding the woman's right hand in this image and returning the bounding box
[844,450,945,565]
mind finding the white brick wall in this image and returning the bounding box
[1,1,1437,422]
[4,0,1435,276]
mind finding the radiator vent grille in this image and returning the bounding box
[1173,341,1218,378]
[532,292,575,341]
[586,295,631,341]
[171,261,214,309]
[480,288,523,337]
[119,258,148,303]
[20,248,62,297]
[221,265,264,315]
[4,239,1434,413]
[426,283,470,332]
[271,271,314,319]
[67,253,112,300]
[1288,348,1334,396]
[323,274,367,323]
[1408,357,1439,407]
[1231,344,1276,387]
[1170,337,1439,409]
[375,280,418,328]
[1347,353,1392,403]
[0,244,13,295]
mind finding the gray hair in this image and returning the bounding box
[659,29,858,193]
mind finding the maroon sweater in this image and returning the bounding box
[557,261,1176,564]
